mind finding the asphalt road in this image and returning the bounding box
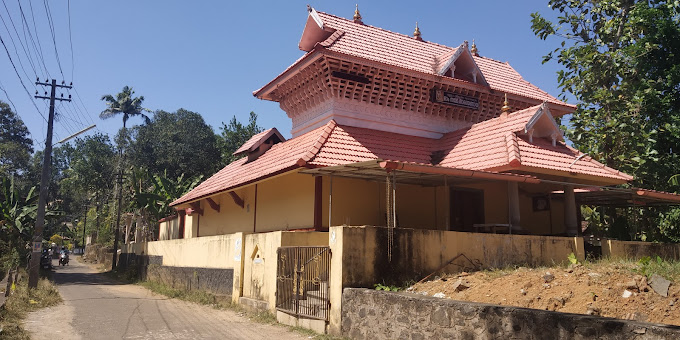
[24,257,307,340]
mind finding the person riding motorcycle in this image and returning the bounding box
[59,247,70,266]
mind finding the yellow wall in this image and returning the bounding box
[602,239,680,260]
[327,225,585,334]
[179,172,572,239]
[199,186,256,236]
[256,173,315,232]
[123,233,243,269]
[241,231,329,312]
[194,172,316,236]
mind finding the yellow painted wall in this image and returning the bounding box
[602,239,680,260]
[256,173,315,232]
[321,176,381,227]
[242,231,329,312]
[122,233,243,268]
[327,225,585,335]
[199,186,256,236]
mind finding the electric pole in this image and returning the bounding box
[82,203,89,254]
[28,79,72,289]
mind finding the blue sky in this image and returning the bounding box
[1,1,567,149]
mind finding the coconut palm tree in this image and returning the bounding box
[99,86,150,270]
[100,86,151,131]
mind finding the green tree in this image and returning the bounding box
[218,111,263,165]
[531,0,680,240]
[100,86,151,134]
[100,86,150,267]
[0,100,33,179]
[128,108,220,179]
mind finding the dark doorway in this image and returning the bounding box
[178,213,186,239]
[450,188,484,231]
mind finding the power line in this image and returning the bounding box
[0,9,37,83]
[1,0,38,77]
[67,0,73,81]
[0,31,46,121]
[27,0,49,79]
[42,0,64,78]
[0,79,17,110]
[17,0,48,78]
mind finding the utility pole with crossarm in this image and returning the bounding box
[28,79,72,289]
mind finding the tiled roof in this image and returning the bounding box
[437,105,632,182]
[174,106,631,206]
[172,122,335,206]
[233,128,285,156]
[307,125,435,166]
[277,10,566,106]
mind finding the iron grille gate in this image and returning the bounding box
[276,246,331,321]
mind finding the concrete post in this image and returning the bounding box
[564,184,578,236]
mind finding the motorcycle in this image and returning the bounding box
[59,251,70,266]
[40,250,52,269]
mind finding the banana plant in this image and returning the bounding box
[131,170,202,222]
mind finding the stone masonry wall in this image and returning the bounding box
[342,288,680,340]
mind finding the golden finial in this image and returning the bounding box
[413,22,422,40]
[501,93,512,113]
[353,4,363,24]
[471,39,478,56]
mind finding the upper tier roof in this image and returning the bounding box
[255,8,572,109]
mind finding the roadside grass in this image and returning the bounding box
[105,267,348,340]
[0,271,61,340]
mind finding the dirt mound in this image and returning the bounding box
[410,262,679,326]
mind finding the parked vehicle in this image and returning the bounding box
[59,249,70,266]
[40,249,52,269]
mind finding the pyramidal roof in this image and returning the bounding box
[256,7,572,109]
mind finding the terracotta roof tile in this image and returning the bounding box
[313,11,565,105]
[175,106,631,206]
[172,121,336,206]
[233,128,285,155]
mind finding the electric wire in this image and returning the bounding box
[27,0,48,79]
[67,0,73,81]
[0,31,46,122]
[17,0,48,78]
[0,9,37,83]
[42,0,64,78]
[1,0,37,77]
[0,78,19,114]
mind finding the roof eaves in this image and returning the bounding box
[253,50,324,100]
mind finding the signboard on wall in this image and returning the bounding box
[431,89,480,110]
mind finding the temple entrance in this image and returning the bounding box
[450,188,484,232]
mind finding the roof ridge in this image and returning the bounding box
[296,119,338,166]
[316,10,456,51]
[319,29,345,48]
[505,132,521,167]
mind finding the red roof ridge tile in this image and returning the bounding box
[296,120,338,166]
[505,132,521,167]
[319,30,345,48]
[315,10,455,50]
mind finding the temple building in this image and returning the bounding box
[168,6,679,240]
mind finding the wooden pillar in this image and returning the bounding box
[564,184,578,236]
[508,182,521,228]
[314,176,322,230]
[444,176,450,231]
[328,175,333,228]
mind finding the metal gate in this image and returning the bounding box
[276,246,331,321]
